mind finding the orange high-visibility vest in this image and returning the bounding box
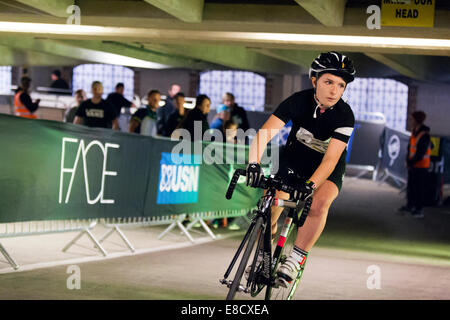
[14,90,37,119]
[409,130,431,168]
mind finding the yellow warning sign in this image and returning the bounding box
[430,136,440,157]
[381,0,435,27]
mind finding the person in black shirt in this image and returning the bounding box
[50,70,70,94]
[73,81,119,130]
[222,92,250,132]
[106,82,135,117]
[245,52,356,286]
[176,94,210,141]
[157,83,181,135]
[129,90,161,136]
[164,92,186,137]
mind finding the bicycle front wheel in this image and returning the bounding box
[226,215,264,300]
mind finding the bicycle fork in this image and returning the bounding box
[220,218,257,293]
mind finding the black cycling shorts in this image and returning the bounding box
[271,158,345,192]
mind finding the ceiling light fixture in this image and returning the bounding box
[0,21,448,54]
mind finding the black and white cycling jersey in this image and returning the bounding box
[272,88,355,185]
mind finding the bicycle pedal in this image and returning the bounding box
[220,279,250,293]
[219,278,232,288]
[238,284,250,294]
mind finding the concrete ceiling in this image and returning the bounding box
[0,0,448,83]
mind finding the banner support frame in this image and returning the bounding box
[62,221,108,257]
[0,242,19,270]
[157,214,195,243]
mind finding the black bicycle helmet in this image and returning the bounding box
[309,51,356,84]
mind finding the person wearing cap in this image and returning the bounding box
[244,51,356,286]
[398,111,431,219]
[222,92,250,132]
[210,103,230,136]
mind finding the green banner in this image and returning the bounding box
[0,114,264,223]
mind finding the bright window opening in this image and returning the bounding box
[199,70,265,111]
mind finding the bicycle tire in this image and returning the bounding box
[265,210,300,300]
[226,215,264,300]
[249,227,267,297]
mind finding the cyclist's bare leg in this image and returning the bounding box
[294,180,338,252]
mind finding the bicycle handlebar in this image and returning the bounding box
[226,169,246,200]
[225,169,295,200]
[226,169,313,227]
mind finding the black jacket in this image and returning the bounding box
[179,108,209,140]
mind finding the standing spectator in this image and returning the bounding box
[222,92,250,132]
[14,76,40,119]
[65,89,86,123]
[210,104,230,136]
[50,70,70,94]
[73,81,119,130]
[106,82,135,117]
[177,94,211,141]
[164,92,186,137]
[157,83,181,134]
[129,90,161,136]
[398,111,431,219]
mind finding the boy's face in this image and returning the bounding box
[75,92,86,104]
[312,73,346,108]
[222,95,234,108]
[148,93,161,109]
[175,97,185,110]
[92,84,103,98]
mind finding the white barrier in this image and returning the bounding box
[0,219,98,270]
[0,210,253,270]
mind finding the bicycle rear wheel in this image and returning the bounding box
[265,209,301,300]
[226,215,264,300]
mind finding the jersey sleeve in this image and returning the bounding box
[332,105,355,144]
[272,94,298,124]
[272,91,308,124]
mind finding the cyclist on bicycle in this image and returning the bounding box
[246,51,356,286]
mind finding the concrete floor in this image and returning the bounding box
[0,178,449,300]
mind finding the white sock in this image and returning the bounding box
[290,246,308,268]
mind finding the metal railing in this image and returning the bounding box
[0,210,252,271]
[0,219,97,270]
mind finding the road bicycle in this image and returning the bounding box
[220,169,312,300]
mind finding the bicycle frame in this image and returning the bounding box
[221,169,311,300]
[221,187,276,289]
